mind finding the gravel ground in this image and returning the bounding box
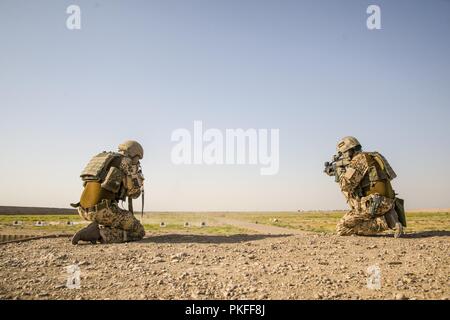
[0,231,449,300]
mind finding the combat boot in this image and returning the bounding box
[72,222,101,245]
[394,222,403,238]
[384,208,403,238]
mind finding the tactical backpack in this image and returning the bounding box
[368,152,406,227]
[368,152,397,181]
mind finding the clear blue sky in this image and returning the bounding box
[1,0,449,210]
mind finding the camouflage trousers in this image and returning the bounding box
[78,201,145,243]
[336,194,395,236]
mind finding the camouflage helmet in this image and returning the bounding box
[118,140,144,159]
[336,136,361,154]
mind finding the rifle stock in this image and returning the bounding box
[324,155,351,182]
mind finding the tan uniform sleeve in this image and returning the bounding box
[119,157,144,199]
[339,153,369,193]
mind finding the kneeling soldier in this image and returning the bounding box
[71,140,146,244]
[324,136,406,238]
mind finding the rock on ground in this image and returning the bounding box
[0,232,449,300]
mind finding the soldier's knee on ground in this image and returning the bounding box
[336,228,349,236]
[354,217,389,235]
[336,221,354,236]
[129,222,145,240]
[123,226,145,242]
[98,223,145,244]
[139,226,145,238]
[137,223,145,237]
[99,227,127,243]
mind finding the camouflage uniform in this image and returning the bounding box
[336,153,396,236]
[336,196,393,236]
[78,200,145,243]
[74,141,146,244]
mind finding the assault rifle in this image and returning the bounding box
[324,153,351,182]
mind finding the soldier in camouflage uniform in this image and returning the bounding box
[324,137,406,238]
[71,140,146,244]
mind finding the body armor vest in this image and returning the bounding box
[359,152,396,199]
[79,152,125,208]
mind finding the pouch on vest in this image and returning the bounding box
[361,194,395,217]
[101,166,124,193]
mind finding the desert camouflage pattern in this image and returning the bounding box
[118,140,144,160]
[76,144,145,243]
[336,136,361,153]
[336,152,396,236]
[339,152,370,193]
[336,193,395,235]
[78,201,145,243]
[336,210,390,236]
[119,156,144,199]
[360,194,395,216]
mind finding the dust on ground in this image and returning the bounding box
[0,225,448,300]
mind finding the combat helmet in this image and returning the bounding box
[118,140,144,160]
[336,136,361,154]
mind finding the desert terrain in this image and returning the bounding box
[0,210,449,300]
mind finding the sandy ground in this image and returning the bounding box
[0,221,449,300]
